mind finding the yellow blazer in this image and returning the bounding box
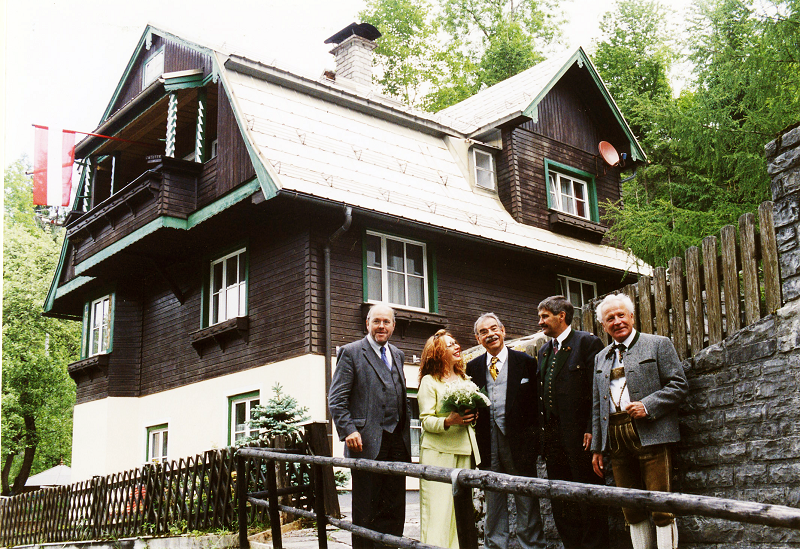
[418,375,481,465]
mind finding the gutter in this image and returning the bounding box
[324,206,353,453]
[277,189,647,277]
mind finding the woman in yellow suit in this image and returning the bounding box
[418,329,481,549]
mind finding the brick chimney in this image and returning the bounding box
[324,23,382,88]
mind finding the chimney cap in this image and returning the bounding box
[324,22,381,45]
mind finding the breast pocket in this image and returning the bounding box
[627,359,661,397]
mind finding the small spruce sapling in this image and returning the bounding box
[239,384,309,445]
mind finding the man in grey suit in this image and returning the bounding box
[329,303,411,549]
[591,294,688,549]
[466,313,545,549]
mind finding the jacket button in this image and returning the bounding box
[603,396,607,400]
[603,416,607,420]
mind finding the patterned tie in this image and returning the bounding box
[553,340,559,353]
[380,346,392,370]
[489,356,499,380]
[615,343,626,364]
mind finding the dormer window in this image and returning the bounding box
[143,49,165,89]
[473,149,497,191]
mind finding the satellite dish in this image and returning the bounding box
[599,141,621,167]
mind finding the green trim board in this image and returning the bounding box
[47,179,261,311]
[213,52,279,201]
[544,158,600,222]
[100,26,216,123]
[227,390,260,445]
[521,48,646,163]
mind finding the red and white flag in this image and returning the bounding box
[33,125,76,207]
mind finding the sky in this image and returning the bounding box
[1,0,691,171]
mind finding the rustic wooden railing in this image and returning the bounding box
[237,448,800,549]
[0,423,338,546]
[572,201,781,360]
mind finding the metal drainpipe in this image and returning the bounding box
[324,206,352,453]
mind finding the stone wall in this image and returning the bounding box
[671,124,800,548]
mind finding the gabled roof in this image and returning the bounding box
[437,47,646,162]
[46,28,649,315]
[218,51,644,273]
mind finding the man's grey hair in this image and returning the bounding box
[595,293,635,323]
[367,303,395,323]
[538,295,574,325]
[474,312,504,335]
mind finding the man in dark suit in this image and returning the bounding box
[328,303,411,549]
[537,296,609,549]
[592,293,688,549]
[466,313,545,549]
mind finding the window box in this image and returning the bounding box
[190,316,249,356]
[67,353,110,382]
[548,211,608,241]
[359,303,447,337]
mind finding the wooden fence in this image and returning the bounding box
[0,423,338,547]
[572,201,781,360]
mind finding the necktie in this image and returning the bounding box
[553,340,559,353]
[380,346,392,370]
[615,343,626,363]
[489,356,499,380]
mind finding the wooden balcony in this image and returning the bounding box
[66,156,203,266]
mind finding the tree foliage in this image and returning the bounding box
[360,0,563,110]
[239,384,309,445]
[2,159,80,495]
[594,0,800,266]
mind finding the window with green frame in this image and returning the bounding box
[201,244,249,327]
[544,159,599,222]
[362,230,437,313]
[146,424,168,464]
[228,391,260,445]
[82,293,114,358]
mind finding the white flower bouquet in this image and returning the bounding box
[440,379,491,415]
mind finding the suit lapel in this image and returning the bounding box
[550,330,575,381]
[539,341,553,376]
[362,338,391,386]
[390,344,406,390]
[506,349,523,409]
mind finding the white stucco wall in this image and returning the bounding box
[72,353,327,482]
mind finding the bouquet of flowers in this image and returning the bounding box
[440,379,491,415]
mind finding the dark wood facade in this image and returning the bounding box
[74,195,632,404]
[58,31,640,407]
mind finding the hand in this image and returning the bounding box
[345,431,363,453]
[592,453,604,478]
[444,410,476,427]
[583,433,592,451]
[625,401,648,419]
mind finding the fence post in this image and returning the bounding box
[451,470,479,549]
[313,464,328,549]
[266,459,283,549]
[236,452,249,549]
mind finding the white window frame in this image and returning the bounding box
[88,295,111,357]
[147,425,168,464]
[365,231,429,312]
[472,148,497,191]
[230,393,260,445]
[548,170,590,220]
[143,48,165,90]
[209,248,247,326]
[408,393,421,461]
[558,275,598,309]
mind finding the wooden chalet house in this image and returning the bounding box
[44,24,647,481]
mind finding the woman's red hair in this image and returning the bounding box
[418,329,466,382]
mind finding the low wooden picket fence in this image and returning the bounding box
[572,201,781,360]
[0,423,338,547]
